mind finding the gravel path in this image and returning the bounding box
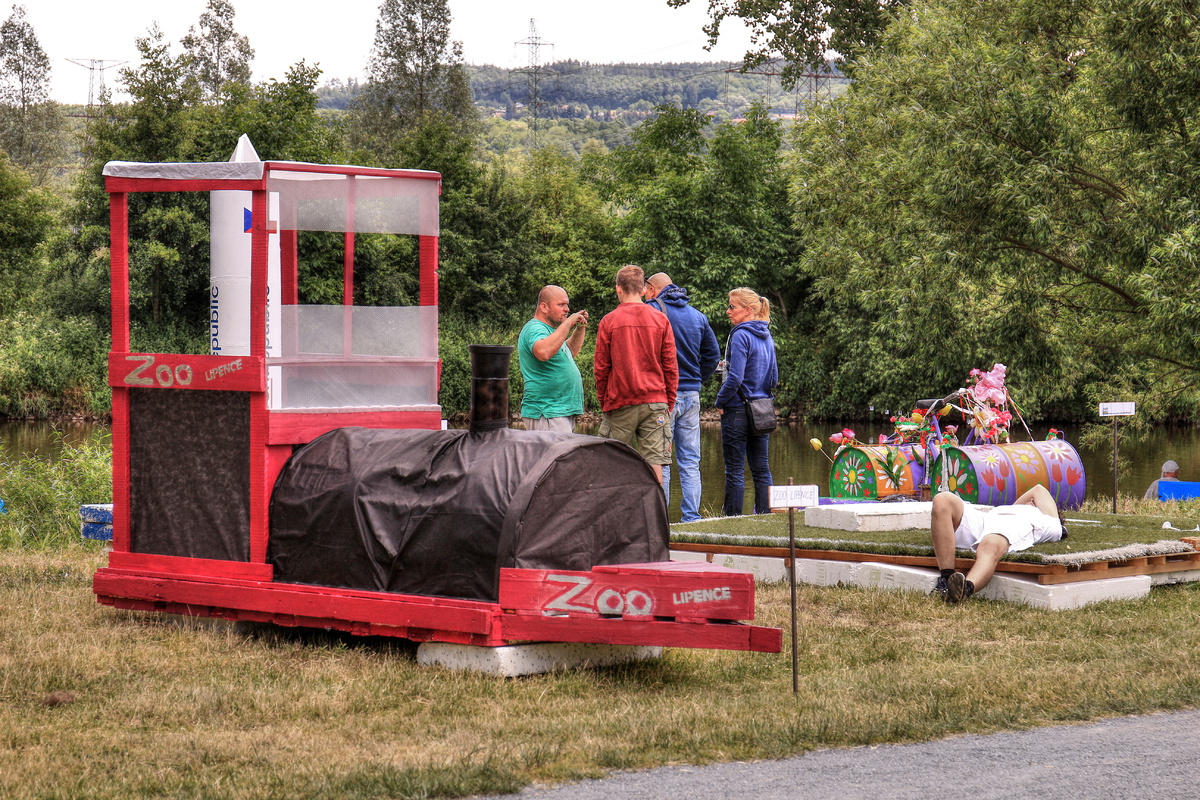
[473,708,1200,799]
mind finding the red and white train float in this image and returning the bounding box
[92,139,781,663]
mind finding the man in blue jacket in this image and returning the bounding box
[645,272,720,521]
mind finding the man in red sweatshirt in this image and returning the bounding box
[594,265,679,484]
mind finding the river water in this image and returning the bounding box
[3,418,1193,518]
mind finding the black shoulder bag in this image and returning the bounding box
[736,385,777,435]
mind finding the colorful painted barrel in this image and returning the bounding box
[828,445,924,501]
[929,439,1086,509]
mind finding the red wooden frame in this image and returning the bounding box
[93,562,782,652]
[96,156,781,655]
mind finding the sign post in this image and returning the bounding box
[769,481,819,694]
[1099,402,1136,514]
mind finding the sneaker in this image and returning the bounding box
[946,572,967,604]
[931,574,949,598]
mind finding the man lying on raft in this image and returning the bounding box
[931,484,1068,603]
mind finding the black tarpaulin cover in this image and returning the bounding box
[268,426,669,601]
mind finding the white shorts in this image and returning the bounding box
[954,503,1063,552]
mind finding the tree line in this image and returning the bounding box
[0,0,1196,434]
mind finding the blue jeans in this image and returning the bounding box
[662,391,702,521]
[721,405,772,516]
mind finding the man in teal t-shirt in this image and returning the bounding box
[518,285,589,432]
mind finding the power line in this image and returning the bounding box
[514,19,553,148]
[66,58,127,110]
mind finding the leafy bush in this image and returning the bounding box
[0,312,109,418]
[438,311,604,421]
[437,314,524,420]
[0,429,112,549]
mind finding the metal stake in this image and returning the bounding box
[788,477,799,695]
[1112,416,1118,515]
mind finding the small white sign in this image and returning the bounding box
[769,484,820,509]
[1099,402,1136,417]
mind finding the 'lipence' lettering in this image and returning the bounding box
[672,586,732,606]
[205,358,244,382]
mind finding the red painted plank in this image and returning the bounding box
[111,387,131,553]
[97,568,495,612]
[748,625,784,652]
[106,552,274,581]
[97,596,499,646]
[498,567,756,620]
[104,177,264,193]
[93,573,779,652]
[249,390,269,564]
[280,229,299,305]
[267,409,443,444]
[108,353,265,392]
[93,571,499,636]
[500,615,782,652]
[251,189,268,356]
[109,191,129,351]
[419,234,438,307]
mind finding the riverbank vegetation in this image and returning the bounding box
[2,0,1198,431]
[0,429,111,548]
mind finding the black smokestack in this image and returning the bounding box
[468,344,513,432]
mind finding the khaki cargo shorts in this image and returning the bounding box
[598,402,672,465]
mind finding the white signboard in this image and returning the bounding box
[769,484,820,509]
[1099,402,1136,417]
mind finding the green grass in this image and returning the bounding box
[4,548,1200,799]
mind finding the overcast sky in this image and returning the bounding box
[28,0,758,105]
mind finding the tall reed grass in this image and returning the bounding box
[0,429,111,549]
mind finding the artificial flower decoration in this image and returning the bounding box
[971,363,1008,405]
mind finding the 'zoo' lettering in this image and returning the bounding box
[123,355,193,388]
[543,575,654,616]
[544,575,593,613]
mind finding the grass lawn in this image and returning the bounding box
[3,542,1200,799]
[671,498,1200,562]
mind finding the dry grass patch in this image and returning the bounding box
[2,548,1200,798]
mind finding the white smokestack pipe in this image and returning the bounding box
[209,134,282,404]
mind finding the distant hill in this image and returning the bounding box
[316,61,848,121]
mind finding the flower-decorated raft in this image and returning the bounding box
[819,364,1087,509]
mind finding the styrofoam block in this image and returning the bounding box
[81,522,113,541]
[709,553,788,582]
[415,642,662,677]
[804,502,937,532]
[80,503,114,542]
[787,559,1153,610]
[1150,569,1200,586]
[669,550,711,564]
[80,504,113,524]
[979,572,1150,609]
[792,558,859,587]
[854,562,941,593]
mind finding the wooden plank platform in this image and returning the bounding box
[669,542,1200,585]
[95,561,783,653]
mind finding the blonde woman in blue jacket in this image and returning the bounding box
[715,288,779,516]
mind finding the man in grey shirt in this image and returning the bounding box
[1144,459,1181,499]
